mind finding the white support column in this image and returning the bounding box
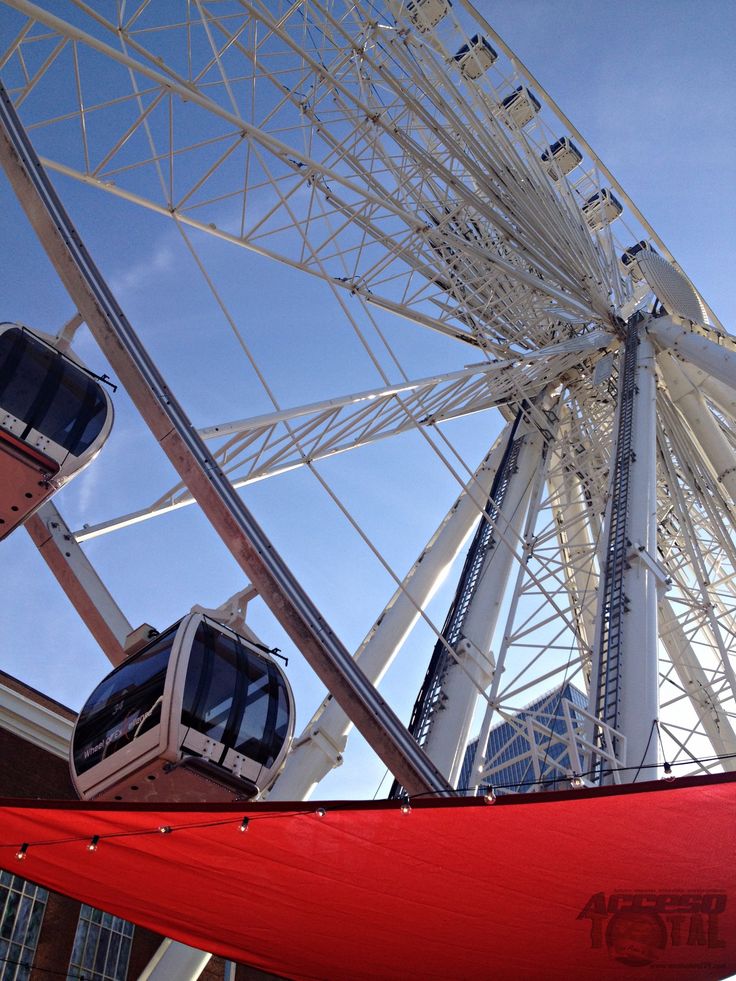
[658,598,736,767]
[468,424,557,793]
[136,940,212,981]
[421,418,547,785]
[676,362,736,425]
[547,463,599,659]
[270,430,511,801]
[658,352,736,503]
[618,329,660,774]
[648,316,736,393]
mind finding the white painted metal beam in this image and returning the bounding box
[658,352,736,503]
[617,329,660,775]
[648,316,736,391]
[136,939,211,981]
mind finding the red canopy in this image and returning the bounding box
[1,774,734,980]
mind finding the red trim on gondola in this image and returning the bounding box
[0,426,59,475]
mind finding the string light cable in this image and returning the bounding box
[2,752,734,862]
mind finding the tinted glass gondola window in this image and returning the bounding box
[233,654,271,762]
[73,626,178,776]
[234,657,289,767]
[0,328,107,455]
[182,623,240,744]
[182,623,289,768]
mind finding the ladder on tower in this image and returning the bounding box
[389,407,526,798]
[592,318,640,766]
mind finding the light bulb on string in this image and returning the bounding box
[158,826,172,835]
[87,835,100,852]
[15,843,28,861]
[239,817,250,833]
[663,762,675,781]
[484,787,496,803]
[570,774,584,789]
[315,807,326,818]
[400,798,411,814]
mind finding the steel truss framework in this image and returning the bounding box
[1,0,736,844]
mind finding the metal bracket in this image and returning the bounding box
[626,543,671,592]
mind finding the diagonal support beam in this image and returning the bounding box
[648,316,736,391]
[73,332,611,542]
[0,81,451,798]
[26,501,131,665]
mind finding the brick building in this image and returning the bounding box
[0,670,278,980]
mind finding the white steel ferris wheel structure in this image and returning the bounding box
[1,0,736,817]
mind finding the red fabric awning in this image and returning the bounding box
[1,773,735,980]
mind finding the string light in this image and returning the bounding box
[5,758,732,863]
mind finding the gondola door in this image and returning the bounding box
[170,616,293,798]
[171,616,258,794]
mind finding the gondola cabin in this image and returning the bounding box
[0,323,113,540]
[540,137,583,180]
[70,614,296,803]
[453,35,497,80]
[499,86,542,128]
[581,188,623,232]
[405,0,451,33]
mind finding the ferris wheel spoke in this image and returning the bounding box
[73,334,607,541]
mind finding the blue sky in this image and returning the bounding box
[0,1,734,800]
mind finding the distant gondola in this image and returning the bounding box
[71,613,296,802]
[0,323,113,540]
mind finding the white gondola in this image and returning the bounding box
[581,188,623,231]
[540,137,583,179]
[70,613,295,802]
[405,0,451,33]
[453,35,497,79]
[498,86,542,128]
[0,323,113,540]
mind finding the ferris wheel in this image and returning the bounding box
[1,0,735,812]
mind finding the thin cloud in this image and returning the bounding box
[109,241,175,298]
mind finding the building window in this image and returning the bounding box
[68,906,134,981]
[0,870,48,981]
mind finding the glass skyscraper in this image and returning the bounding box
[459,682,588,795]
